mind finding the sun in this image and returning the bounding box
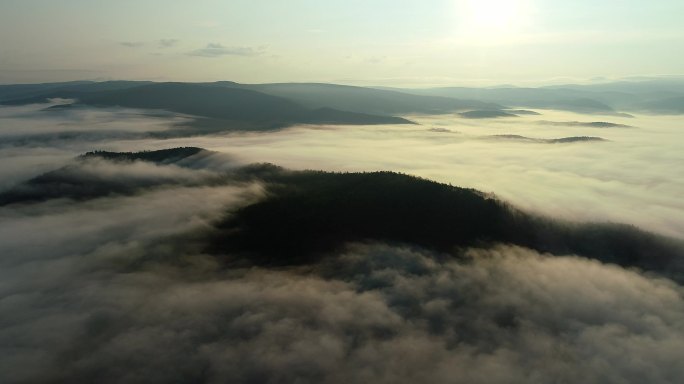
[462,0,531,36]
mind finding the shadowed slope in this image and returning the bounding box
[79,147,205,163]
[214,169,684,280]
[218,82,502,115]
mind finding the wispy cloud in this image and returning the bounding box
[158,39,179,48]
[188,43,263,58]
[119,41,145,48]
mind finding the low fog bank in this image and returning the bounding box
[128,110,681,239]
[0,103,193,190]
[0,149,243,205]
[0,101,187,138]
[3,102,681,243]
[1,101,683,383]
[0,149,682,383]
[3,211,684,384]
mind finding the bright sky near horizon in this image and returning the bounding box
[1,0,683,86]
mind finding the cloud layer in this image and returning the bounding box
[2,103,681,238]
[3,214,684,384]
[131,110,683,238]
[1,102,683,383]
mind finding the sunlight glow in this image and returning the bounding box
[461,0,532,40]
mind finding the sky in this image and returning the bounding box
[1,0,684,86]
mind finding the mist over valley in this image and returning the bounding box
[2,1,684,382]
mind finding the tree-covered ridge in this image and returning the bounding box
[80,147,205,163]
[0,148,218,205]
[1,148,682,281]
[214,169,684,281]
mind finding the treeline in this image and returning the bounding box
[80,147,204,163]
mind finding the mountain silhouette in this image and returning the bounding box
[215,82,502,115]
[485,135,606,143]
[459,110,518,119]
[0,80,151,102]
[380,79,684,115]
[5,78,684,117]
[2,82,413,127]
[632,96,684,114]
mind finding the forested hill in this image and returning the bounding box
[2,147,681,282]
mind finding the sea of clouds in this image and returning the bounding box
[1,102,683,383]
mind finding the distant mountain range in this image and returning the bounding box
[0,82,414,129]
[213,81,500,115]
[0,80,502,130]
[459,110,519,119]
[1,79,683,132]
[378,78,684,115]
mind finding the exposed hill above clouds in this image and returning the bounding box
[536,120,632,128]
[484,135,606,144]
[459,110,519,119]
[79,147,206,164]
[0,147,223,205]
[3,148,682,282]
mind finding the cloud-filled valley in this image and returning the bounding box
[2,159,683,383]
[3,0,684,380]
[1,80,684,383]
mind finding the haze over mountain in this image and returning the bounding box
[0,80,500,115]
[4,78,683,125]
[381,78,684,115]
[1,82,416,129]
[216,82,501,115]
[0,80,153,102]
